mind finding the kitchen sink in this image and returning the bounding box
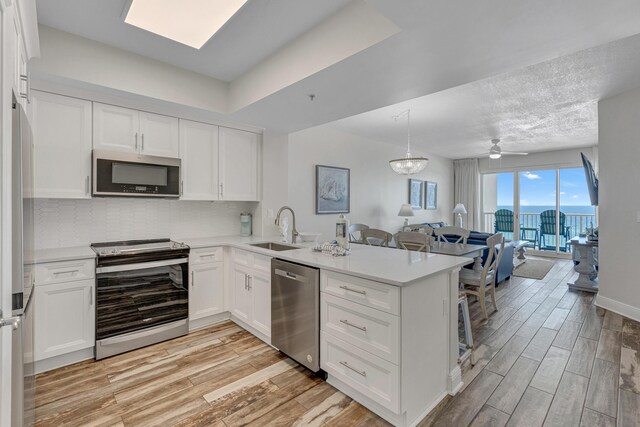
[249,242,299,251]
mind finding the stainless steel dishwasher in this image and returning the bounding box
[271,259,320,372]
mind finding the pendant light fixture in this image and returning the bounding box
[389,109,429,175]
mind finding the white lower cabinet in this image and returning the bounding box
[34,278,95,361]
[230,249,271,339]
[189,247,225,323]
[320,269,452,427]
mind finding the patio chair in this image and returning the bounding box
[494,209,514,239]
[538,210,571,251]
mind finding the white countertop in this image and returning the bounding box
[30,235,473,286]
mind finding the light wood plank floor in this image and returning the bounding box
[35,257,640,426]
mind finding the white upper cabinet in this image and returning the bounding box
[93,103,179,158]
[139,111,180,157]
[179,119,219,200]
[30,91,92,199]
[93,103,139,153]
[219,127,260,201]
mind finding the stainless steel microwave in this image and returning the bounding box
[93,150,181,198]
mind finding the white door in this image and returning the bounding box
[189,262,224,321]
[179,120,219,200]
[231,265,251,323]
[139,112,179,158]
[30,91,92,198]
[218,127,259,201]
[250,272,271,338]
[93,103,139,153]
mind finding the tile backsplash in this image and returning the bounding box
[34,198,256,249]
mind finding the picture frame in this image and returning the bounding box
[408,179,424,209]
[425,181,438,209]
[316,165,350,214]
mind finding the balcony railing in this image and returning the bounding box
[482,211,597,251]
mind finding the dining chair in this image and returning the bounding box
[459,232,504,319]
[395,231,432,252]
[349,223,370,243]
[361,228,393,247]
[434,226,470,244]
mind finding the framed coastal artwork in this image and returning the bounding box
[316,165,350,214]
[425,181,438,209]
[409,179,424,209]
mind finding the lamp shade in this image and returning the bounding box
[398,204,414,217]
[453,203,467,215]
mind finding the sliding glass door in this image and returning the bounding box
[482,166,597,256]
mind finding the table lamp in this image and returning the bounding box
[398,203,414,227]
[453,203,467,228]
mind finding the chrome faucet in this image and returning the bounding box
[275,206,299,243]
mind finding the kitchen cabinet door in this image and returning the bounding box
[189,261,224,321]
[30,91,92,198]
[139,111,179,158]
[231,264,251,324]
[33,279,95,361]
[250,272,271,338]
[218,127,260,201]
[179,120,219,200]
[93,103,139,153]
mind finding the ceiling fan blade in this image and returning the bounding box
[502,151,529,156]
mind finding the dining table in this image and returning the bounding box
[428,241,488,271]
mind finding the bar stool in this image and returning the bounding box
[458,292,476,365]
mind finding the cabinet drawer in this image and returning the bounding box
[251,253,271,275]
[35,259,94,285]
[321,271,399,315]
[190,247,224,264]
[321,331,400,413]
[321,293,400,364]
[231,248,251,267]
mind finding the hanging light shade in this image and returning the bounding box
[389,109,428,175]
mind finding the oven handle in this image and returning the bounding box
[96,258,187,274]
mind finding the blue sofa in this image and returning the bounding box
[420,223,514,284]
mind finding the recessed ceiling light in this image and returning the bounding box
[125,0,248,49]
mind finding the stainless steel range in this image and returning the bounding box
[91,239,190,360]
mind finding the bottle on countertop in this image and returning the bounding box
[336,214,350,250]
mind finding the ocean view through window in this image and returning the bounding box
[482,167,597,254]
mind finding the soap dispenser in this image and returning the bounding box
[240,213,252,236]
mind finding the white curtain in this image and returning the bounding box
[453,158,480,230]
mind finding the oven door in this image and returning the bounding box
[95,257,188,342]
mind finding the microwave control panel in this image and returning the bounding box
[120,185,160,194]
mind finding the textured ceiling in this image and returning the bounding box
[329,33,640,159]
[35,0,351,82]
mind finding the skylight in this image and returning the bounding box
[125,0,247,49]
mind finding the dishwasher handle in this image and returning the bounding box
[274,268,309,283]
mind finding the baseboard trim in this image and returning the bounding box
[34,347,94,374]
[596,295,640,323]
[189,311,231,331]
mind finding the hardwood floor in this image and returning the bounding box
[34,257,640,426]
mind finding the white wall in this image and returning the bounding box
[288,126,453,241]
[33,199,256,249]
[31,26,229,114]
[478,146,598,173]
[255,130,289,237]
[597,87,640,321]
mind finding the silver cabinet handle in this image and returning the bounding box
[85,176,90,195]
[244,274,248,290]
[248,275,252,291]
[191,271,195,288]
[89,286,93,306]
[340,319,367,332]
[53,269,79,276]
[339,361,366,377]
[220,183,224,198]
[135,132,139,151]
[19,74,28,100]
[141,134,145,151]
[339,285,366,295]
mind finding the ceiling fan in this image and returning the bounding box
[487,138,528,159]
